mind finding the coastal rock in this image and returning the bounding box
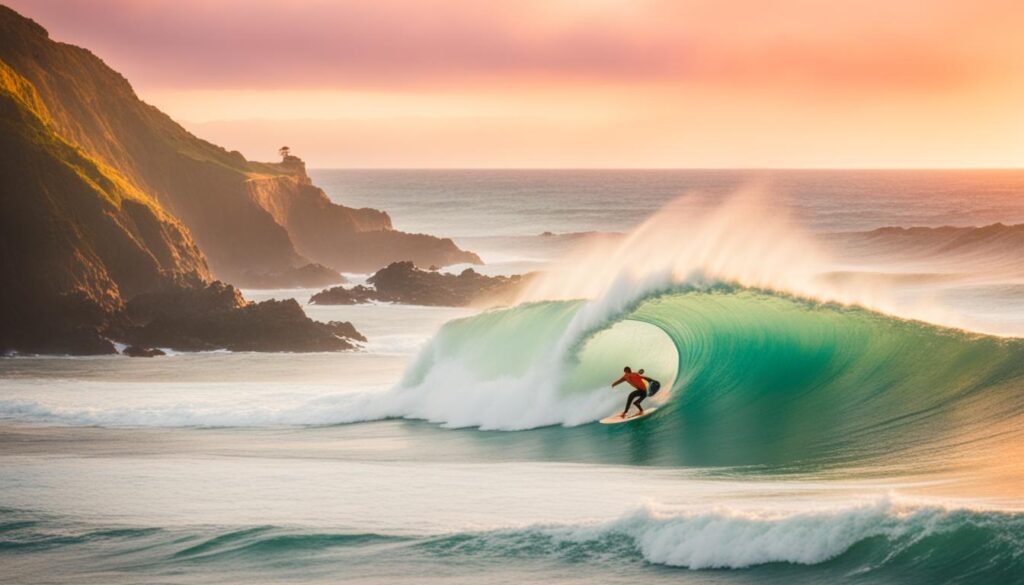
[123,345,165,358]
[310,261,531,307]
[324,321,368,343]
[116,283,364,353]
[309,285,378,305]
[244,172,481,273]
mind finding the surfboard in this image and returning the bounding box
[600,407,658,425]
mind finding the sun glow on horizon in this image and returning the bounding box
[7,0,1024,168]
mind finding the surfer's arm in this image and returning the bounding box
[611,376,626,387]
[640,376,654,383]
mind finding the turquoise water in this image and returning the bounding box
[399,286,1024,468]
[3,170,1024,584]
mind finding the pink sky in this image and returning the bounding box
[8,0,1024,167]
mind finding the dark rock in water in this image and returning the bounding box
[370,261,530,306]
[309,285,378,305]
[324,321,368,343]
[121,281,246,323]
[234,263,345,289]
[114,282,364,352]
[310,261,532,307]
[123,345,165,358]
[2,293,117,356]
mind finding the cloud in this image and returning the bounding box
[8,0,1022,167]
[8,0,1022,93]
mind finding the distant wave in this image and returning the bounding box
[831,222,1024,274]
[3,500,1021,583]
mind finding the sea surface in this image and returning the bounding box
[3,170,1024,584]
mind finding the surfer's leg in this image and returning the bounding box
[634,390,646,414]
[623,389,644,416]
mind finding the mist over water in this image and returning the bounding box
[4,170,1024,584]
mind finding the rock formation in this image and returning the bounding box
[123,346,165,358]
[113,282,361,352]
[310,262,532,307]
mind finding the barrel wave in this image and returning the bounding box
[393,283,1024,469]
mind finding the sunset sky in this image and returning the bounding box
[8,0,1024,168]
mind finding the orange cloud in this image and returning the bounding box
[7,0,1023,167]
[8,0,1021,93]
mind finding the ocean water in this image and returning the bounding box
[313,169,1024,274]
[3,170,1024,584]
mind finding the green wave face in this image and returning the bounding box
[400,285,1024,470]
[628,287,1024,468]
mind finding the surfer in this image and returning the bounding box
[611,366,656,418]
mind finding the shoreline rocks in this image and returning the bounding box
[2,282,367,357]
[123,345,166,358]
[308,285,379,305]
[115,282,364,353]
[310,261,532,307]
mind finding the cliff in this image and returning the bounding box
[0,7,364,355]
[0,59,211,353]
[0,5,479,287]
[245,160,479,272]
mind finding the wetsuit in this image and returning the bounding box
[613,372,648,415]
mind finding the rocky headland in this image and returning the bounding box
[0,7,478,285]
[0,5,472,354]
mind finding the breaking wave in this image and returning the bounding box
[3,500,1022,584]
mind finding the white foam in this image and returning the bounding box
[0,381,383,428]
[556,498,960,569]
[376,285,683,430]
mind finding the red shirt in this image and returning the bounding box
[617,372,647,391]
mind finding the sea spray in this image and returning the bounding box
[517,190,1006,334]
